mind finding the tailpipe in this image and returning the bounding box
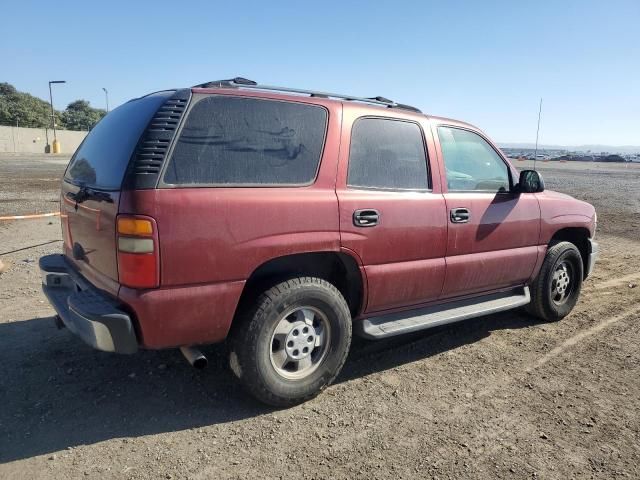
[180,346,208,369]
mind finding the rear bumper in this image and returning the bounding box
[586,239,599,278]
[39,254,138,354]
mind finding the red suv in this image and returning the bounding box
[41,78,598,406]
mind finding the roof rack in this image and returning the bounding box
[191,77,422,113]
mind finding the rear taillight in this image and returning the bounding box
[117,215,159,288]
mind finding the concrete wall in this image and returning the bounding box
[0,126,87,154]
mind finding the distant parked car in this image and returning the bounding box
[40,78,598,406]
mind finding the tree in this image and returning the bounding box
[0,82,57,128]
[61,100,106,131]
[0,83,17,96]
[1,83,108,131]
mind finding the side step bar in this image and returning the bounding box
[356,287,530,340]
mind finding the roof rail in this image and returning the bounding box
[193,77,257,88]
[191,78,422,113]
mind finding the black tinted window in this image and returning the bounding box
[438,126,510,192]
[64,92,172,190]
[164,96,327,185]
[348,118,428,190]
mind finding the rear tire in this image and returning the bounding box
[229,277,352,407]
[527,241,584,322]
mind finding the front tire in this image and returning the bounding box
[527,241,584,322]
[229,277,352,407]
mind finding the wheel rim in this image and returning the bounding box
[269,306,331,380]
[551,260,574,305]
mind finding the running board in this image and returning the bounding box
[356,287,530,340]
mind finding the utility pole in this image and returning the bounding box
[48,80,66,153]
[102,87,109,112]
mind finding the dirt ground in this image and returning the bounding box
[1,154,639,479]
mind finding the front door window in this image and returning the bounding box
[438,126,510,193]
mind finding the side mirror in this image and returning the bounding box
[517,170,545,193]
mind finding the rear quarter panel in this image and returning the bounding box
[121,186,341,286]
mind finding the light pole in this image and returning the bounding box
[102,87,109,112]
[13,116,20,152]
[48,80,66,153]
[15,117,19,152]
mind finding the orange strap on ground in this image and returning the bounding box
[0,212,61,221]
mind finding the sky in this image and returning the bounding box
[2,0,639,146]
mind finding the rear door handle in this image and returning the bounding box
[450,208,470,223]
[353,209,379,227]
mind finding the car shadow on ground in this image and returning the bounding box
[0,310,536,463]
[340,309,534,383]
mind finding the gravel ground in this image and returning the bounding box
[1,154,639,479]
[0,154,68,218]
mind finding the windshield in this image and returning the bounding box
[64,91,173,190]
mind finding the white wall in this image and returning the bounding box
[0,126,87,154]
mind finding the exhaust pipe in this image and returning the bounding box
[180,346,208,369]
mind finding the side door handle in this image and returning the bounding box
[353,209,380,227]
[450,207,470,223]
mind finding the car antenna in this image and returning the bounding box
[533,97,543,171]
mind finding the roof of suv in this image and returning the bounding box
[191,77,422,112]
[189,77,480,132]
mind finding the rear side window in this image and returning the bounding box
[64,91,173,190]
[347,118,429,190]
[164,96,328,186]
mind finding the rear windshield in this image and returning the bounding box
[163,96,328,186]
[64,91,173,190]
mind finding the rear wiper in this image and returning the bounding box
[67,186,114,204]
